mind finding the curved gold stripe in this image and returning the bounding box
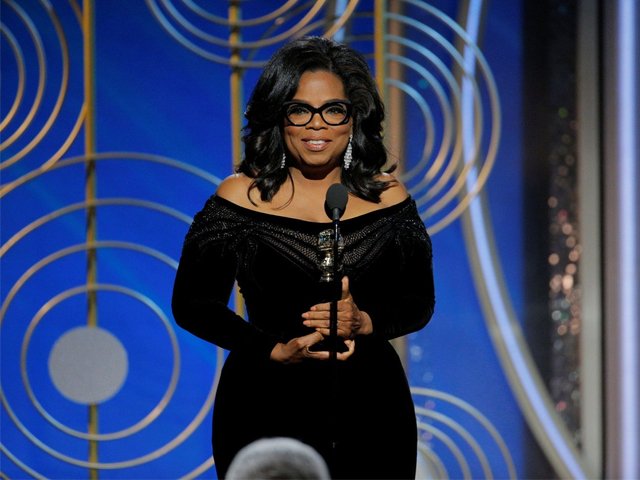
[144,0,358,68]
[384,12,474,198]
[417,442,448,479]
[39,103,86,170]
[378,2,502,235]
[179,456,215,480]
[0,1,47,154]
[417,420,472,479]
[0,152,221,198]
[416,83,480,206]
[2,240,181,443]
[383,52,460,194]
[19,276,179,440]
[399,61,488,224]
[0,198,192,258]
[415,406,494,479]
[0,443,45,479]
[1,242,177,321]
[1,2,77,168]
[324,0,360,38]
[1,152,224,469]
[280,14,355,41]
[149,0,326,49]
[412,387,516,478]
[69,0,83,19]
[181,0,298,28]
[0,26,27,131]
[1,181,224,469]
[0,283,222,469]
[386,36,468,196]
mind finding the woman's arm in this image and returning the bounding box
[366,230,435,339]
[353,201,435,339]
[171,198,279,359]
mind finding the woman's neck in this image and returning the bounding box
[288,166,342,189]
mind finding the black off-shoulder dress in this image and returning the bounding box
[172,195,435,479]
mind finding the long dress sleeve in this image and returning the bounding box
[353,202,435,340]
[171,197,279,359]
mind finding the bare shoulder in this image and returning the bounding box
[215,173,254,206]
[378,172,409,206]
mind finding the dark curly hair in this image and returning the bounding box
[237,36,395,203]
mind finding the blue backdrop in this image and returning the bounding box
[1,1,564,478]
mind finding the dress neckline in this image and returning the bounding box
[213,194,412,229]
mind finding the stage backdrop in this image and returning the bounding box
[1,1,594,478]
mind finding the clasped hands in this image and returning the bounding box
[270,277,373,364]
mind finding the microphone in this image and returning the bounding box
[325,183,348,221]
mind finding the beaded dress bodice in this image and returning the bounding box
[173,194,434,353]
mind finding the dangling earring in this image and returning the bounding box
[343,135,353,170]
[280,153,286,169]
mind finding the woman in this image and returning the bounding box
[172,36,435,479]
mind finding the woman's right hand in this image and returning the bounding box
[270,331,355,364]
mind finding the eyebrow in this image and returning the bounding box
[287,98,350,105]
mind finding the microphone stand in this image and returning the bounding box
[320,183,348,471]
[329,214,341,362]
[328,212,342,466]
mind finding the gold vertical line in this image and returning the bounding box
[83,0,97,321]
[229,0,243,169]
[375,0,408,371]
[229,1,246,318]
[373,0,386,94]
[386,2,408,371]
[387,2,405,170]
[83,0,99,477]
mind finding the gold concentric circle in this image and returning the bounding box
[1,152,224,472]
[412,387,516,479]
[0,0,84,174]
[145,0,359,67]
[14,248,179,441]
[384,1,501,234]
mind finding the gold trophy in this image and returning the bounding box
[317,228,344,282]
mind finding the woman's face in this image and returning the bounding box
[283,70,352,174]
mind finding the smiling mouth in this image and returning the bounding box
[303,139,330,151]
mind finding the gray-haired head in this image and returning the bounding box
[225,437,330,480]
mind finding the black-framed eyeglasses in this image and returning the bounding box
[283,101,352,126]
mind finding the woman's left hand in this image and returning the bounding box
[302,276,373,339]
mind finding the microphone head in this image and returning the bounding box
[325,183,348,221]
